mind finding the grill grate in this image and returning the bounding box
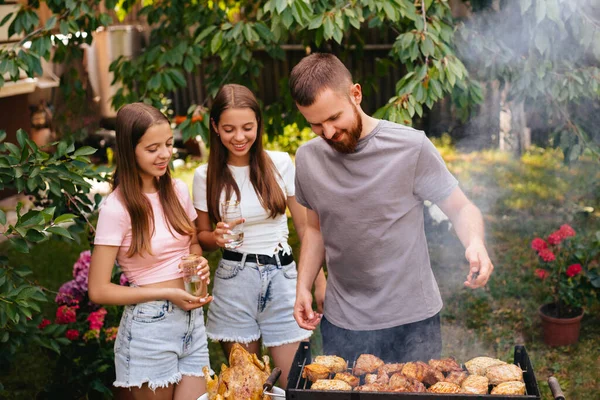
[286,342,542,399]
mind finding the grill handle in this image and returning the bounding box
[548,376,565,400]
[264,367,282,393]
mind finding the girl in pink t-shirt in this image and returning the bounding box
[89,103,212,399]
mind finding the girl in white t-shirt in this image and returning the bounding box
[193,84,325,386]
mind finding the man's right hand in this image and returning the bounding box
[294,287,322,330]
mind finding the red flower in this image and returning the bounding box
[37,319,51,330]
[531,238,548,251]
[66,329,80,340]
[87,308,108,330]
[538,249,556,262]
[55,305,79,324]
[559,224,576,238]
[535,269,550,279]
[547,231,563,245]
[566,264,582,277]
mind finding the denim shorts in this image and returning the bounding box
[113,300,212,391]
[206,253,312,347]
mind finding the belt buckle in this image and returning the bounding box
[255,254,263,267]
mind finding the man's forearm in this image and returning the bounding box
[450,202,485,248]
[297,227,326,292]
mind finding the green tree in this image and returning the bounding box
[457,0,600,160]
[109,0,481,144]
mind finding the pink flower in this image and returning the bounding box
[547,231,563,245]
[55,280,84,306]
[120,273,129,286]
[72,250,92,292]
[531,238,548,251]
[538,249,556,262]
[87,308,107,330]
[535,269,550,279]
[55,305,79,324]
[559,224,576,238]
[38,319,51,330]
[66,329,80,340]
[566,263,582,277]
[104,327,119,342]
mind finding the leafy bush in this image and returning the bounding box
[0,129,103,367]
[263,123,316,155]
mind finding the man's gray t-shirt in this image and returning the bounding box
[294,120,458,331]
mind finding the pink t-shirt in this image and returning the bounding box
[94,179,197,286]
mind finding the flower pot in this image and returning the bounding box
[539,303,584,346]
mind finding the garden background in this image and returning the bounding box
[1,1,599,399]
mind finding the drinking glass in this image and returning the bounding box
[220,200,244,249]
[180,254,208,297]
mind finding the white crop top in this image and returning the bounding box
[192,150,295,256]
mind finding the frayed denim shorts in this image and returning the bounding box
[206,253,312,347]
[113,300,211,391]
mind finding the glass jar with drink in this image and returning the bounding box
[180,254,208,298]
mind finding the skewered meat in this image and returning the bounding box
[353,354,385,375]
[203,343,271,400]
[461,374,489,395]
[314,355,347,373]
[302,364,330,382]
[333,372,359,387]
[310,379,352,391]
[377,363,405,376]
[486,363,524,385]
[428,357,462,373]
[491,381,526,395]
[444,369,468,386]
[428,381,461,393]
[465,356,507,376]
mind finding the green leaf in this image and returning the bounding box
[275,0,287,14]
[0,131,6,142]
[8,237,29,253]
[169,69,186,87]
[211,31,223,54]
[72,146,97,157]
[44,15,56,30]
[54,213,76,224]
[0,209,5,225]
[46,226,73,239]
[308,15,322,30]
[194,26,217,44]
[0,12,13,28]
[421,37,435,57]
[382,2,397,22]
[25,229,46,243]
[535,0,546,24]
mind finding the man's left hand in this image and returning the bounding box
[464,241,493,289]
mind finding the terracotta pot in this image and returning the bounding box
[539,304,584,346]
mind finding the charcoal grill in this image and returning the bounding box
[286,342,546,400]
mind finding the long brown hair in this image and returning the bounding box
[113,102,195,257]
[206,84,286,224]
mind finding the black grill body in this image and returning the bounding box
[286,342,541,400]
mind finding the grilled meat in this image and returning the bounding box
[377,363,405,376]
[364,374,378,384]
[333,372,359,387]
[353,354,385,375]
[354,383,389,392]
[444,369,468,386]
[314,355,347,373]
[491,381,526,395]
[428,381,462,393]
[302,364,330,382]
[310,379,352,391]
[388,373,426,393]
[486,363,524,385]
[428,357,462,373]
[422,365,444,386]
[461,374,489,395]
[465,356,507,376]
[400,361,427,382]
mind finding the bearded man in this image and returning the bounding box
[290,53,494,363]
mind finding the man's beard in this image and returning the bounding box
[325,105,362,154]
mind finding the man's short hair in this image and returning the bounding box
[289,53,353,106]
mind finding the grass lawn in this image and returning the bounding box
[1,145,599,399]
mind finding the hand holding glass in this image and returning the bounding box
[220,200,244,249]
[180,255,208,298]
